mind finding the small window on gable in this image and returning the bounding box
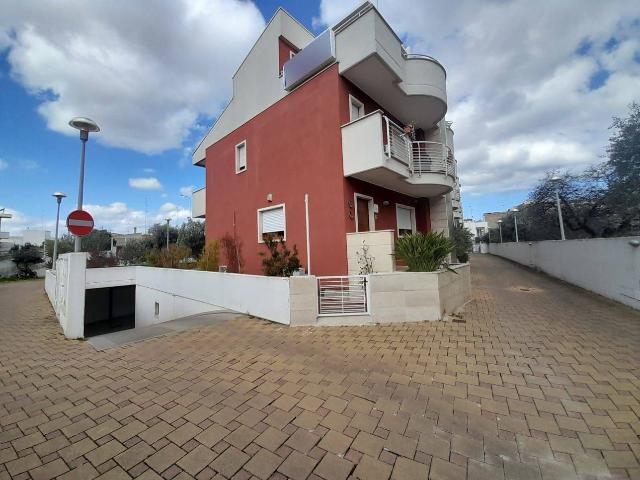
[396,204,416,237]
[258,204,286,242]
[349,95,365,122]
[235,140,247,174]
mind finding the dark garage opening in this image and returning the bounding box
[84,285,135,337]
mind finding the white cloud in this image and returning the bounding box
[19,159,41,170]
[179,186,194,197]
[0,0,265,154]
[317,1,640,196]
[128,177,163,191]
[0,159,7,170]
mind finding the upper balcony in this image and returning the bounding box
[333,3,447,130]
[342,110,455,198]
[192,187,206,219]
[282,2,447,132]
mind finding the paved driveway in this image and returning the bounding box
[1,255,639,479]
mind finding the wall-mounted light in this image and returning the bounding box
[382,200,390,206]
[267,194,273,202]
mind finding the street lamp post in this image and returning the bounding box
[498,219,503,243]
[512,208,520,242]
[51,192,67,270]
[165,218,171,249]
[550,176,566,240]
[68,117,100,252]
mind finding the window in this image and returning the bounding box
[349,95,365,122]
[396,204,416,236]
[258,204,286,242]
[235,140,247,173]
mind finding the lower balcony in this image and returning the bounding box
[192,187,206,218]
[341,111,455,197]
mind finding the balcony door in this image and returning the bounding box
[355,194,374,232]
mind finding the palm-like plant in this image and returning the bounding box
[394,231,454,272]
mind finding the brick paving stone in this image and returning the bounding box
[210,445,249,477]
[352,431,386,457]
[176,444,218,476]
[278,451,319,480]
[58,462,100,480]
[504,460,541,480]
[86,439,127,467]
[94,465,131,480]
[5,453,42,476]
[243,448,283,480]
[429,457,466,480]
[467,459,504,480]
[3,257,640,480]
[194,424,230,448]
[318,430,352,456]
[145,443,186,474]
[29,458,69,480]
[352,455,392,480]
[114,441,155,471]
[391,457,428,480]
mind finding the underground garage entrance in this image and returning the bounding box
[84,285,135,337]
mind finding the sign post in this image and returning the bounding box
[66,210,94,238]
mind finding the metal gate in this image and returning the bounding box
[317,275,368,315]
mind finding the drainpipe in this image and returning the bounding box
[305,194,311,274]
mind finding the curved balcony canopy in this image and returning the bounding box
[333,3,447,131]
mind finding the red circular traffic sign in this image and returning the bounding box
[66,210,94,237]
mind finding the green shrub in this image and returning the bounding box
[197,241,220,271]
[393,231,454,272]
[259,236,301,276]
[147,244,193,269]
[451,224,472,263]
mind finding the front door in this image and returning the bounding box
[357,197,371,232]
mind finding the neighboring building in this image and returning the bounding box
[483,211,507,229]
[4,229,51,247]
[110,229,149,256]
[192,2,461,275]
[463,219,489,242]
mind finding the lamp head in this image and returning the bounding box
[550,175,561,182]
[512,208,519,213]
[498,219,503,224]
[69,117,100,133]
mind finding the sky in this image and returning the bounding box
[0,0,638,235]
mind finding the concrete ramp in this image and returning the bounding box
[88,310,241,351]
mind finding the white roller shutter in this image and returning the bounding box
[261,207,285,234]
[397,206,413,232]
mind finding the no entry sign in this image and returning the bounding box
[66,210,94,237]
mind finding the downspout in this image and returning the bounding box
[305,194,311,274]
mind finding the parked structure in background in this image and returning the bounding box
[3,229,51,248]
[463,219,489,243]
[191,2,461,275]
[110,228,150,257]
[483,211,507,229]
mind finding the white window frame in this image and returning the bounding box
[257,203,286,243]
[235,140,247,174]
[349,94,365,122]
[354,193,375,232]
[396,203,416,237]
[289,50,296,59]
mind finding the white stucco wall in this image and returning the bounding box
[489,237,640,310]
[346,230,395,274]
[193,10,314,164]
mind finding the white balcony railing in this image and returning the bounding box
[383,116,455,178]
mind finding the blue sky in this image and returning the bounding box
[1,0,638,234]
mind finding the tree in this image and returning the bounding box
[147,244,193,269]
[178,219,205,257]
[451,225,473,262]
[220,233,244,273]
[81,229,112,252]
[259,237,301,276]
[11,243,43,278]
[44,235,74,258]
[119,239,151,265]
[149,223,178,249]
[197,241,220,271]
[523,103,639,240]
